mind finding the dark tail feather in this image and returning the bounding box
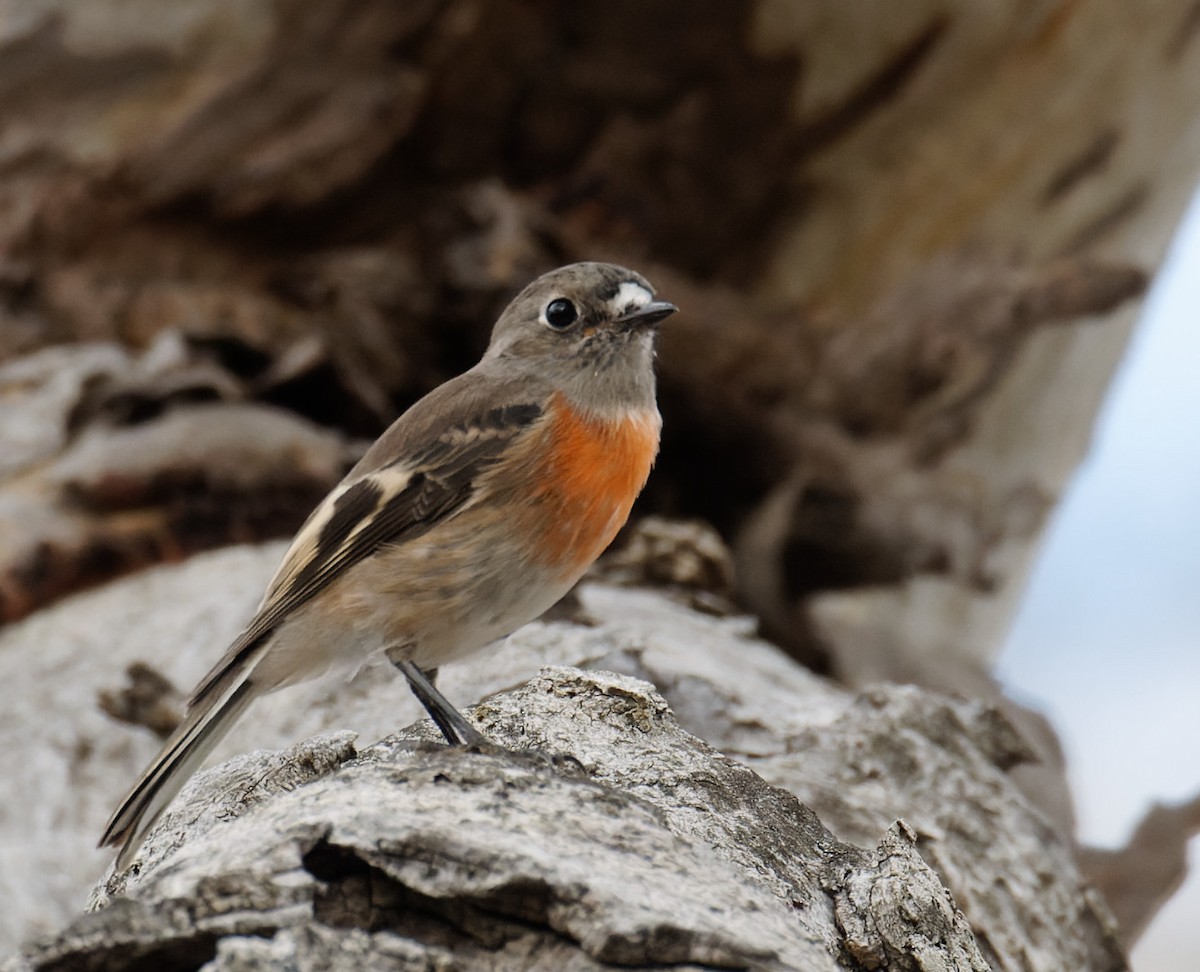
[100,674,257,869]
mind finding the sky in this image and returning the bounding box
[1000,191,1200,969]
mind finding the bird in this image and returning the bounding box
[100,261,676,869]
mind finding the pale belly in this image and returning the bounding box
[253,398,659,688]
[255,508,586,687]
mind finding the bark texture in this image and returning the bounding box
[0,0,1198,964]
[1,0,1196,673]
[2,546,1120,970]
[76,673,987,972]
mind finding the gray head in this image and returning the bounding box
[482,262,676,413]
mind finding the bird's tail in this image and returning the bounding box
[99,666,258,870]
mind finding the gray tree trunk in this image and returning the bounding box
[1,548,1118,971]
[1,1,1198,966]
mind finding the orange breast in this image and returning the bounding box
[525,392,660,578]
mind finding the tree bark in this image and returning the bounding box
[1,0,1198,963]
[0,546,1116,971]
[1,1,1195,675]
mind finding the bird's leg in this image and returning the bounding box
[386,649,487,746]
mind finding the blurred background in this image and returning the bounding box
[0,2,1197,967]
[1004,190,1200,970]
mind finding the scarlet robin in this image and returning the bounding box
[101,262,676,868]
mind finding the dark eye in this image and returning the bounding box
[544,298,578,330]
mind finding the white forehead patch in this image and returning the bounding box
[611,281,653,316]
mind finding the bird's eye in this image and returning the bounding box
[544,298,578,330]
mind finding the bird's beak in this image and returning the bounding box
[616,300,678,329]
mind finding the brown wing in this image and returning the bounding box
[188,373,545,707]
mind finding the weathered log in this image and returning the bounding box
[1,0,1198,958]
[1,545,1121,969]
